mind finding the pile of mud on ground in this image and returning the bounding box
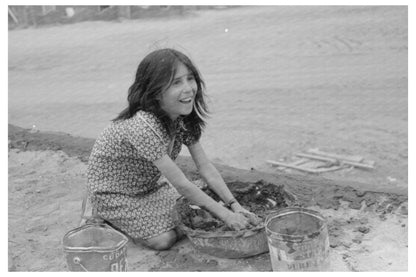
[177,180,295,233]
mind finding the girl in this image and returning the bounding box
[87,48,261,251]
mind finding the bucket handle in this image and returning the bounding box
[79,193,105,226]
[73,256,89,272]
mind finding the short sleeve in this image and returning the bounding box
[125,115,168,162]
[181,124,202,147]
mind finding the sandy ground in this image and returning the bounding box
[7,125,408,271]
[8,6,408,272]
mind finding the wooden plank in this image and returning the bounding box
[266,160,344,173]
[306,149,375,169]
[307,149,364,163]
[291,158,310,166]
[340,160,375,169]
[312,166,345,173]
[266,160,318,173]
[295,153,338,163]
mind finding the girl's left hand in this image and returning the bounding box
[232,206,262,226]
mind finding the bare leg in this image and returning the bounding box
[135,230,177,250]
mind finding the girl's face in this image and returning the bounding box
[159,62,197,120]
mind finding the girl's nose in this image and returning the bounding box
[182,80,195,93]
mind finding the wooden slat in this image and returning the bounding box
[340,160,375,169]
[307,149,364,163]
[306,150,374,169]
[266,160,344,173]
[295,153,338,163]
[291,158,310,166]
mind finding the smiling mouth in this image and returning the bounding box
[179,97,193,104]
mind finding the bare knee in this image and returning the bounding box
[144,230,177,250]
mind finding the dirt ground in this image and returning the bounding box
[8,6,408,272]
[8,125,408,271]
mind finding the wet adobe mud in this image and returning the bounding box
[177,180,294,232]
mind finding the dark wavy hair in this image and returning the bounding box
[113,48,209,137]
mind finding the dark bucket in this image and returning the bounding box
[265,207,330,271]
[62,223,128,271]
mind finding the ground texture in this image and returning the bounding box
[8,125,407,271]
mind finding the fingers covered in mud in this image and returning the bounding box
[239,211,262,226]
[223,211,252,231]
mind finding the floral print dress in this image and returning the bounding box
[87,110,199,240]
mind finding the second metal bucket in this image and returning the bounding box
[265,207,330,271]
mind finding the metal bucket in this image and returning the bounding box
[62,223,129,271]
[265,207,330,271]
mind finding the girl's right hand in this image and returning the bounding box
[222,211,252,231]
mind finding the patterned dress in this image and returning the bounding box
[87,110,200,240]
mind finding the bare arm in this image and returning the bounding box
[188,142,262,225]
[153,154,250,229]
[188,142,241,209]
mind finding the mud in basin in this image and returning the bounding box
[174,180,297,258]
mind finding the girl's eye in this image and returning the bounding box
[173,80,182,85]
[187,75,195,81]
